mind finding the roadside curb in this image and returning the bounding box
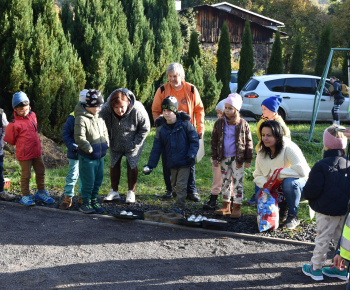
[0,200,315,246]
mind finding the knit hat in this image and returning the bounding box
[79,89,89,103]
[261,95,282,113]
[215,99,226,112]
[85,89,104,107]
[225,93,242,111]
[323,127,347,150]
[162,96,178,113]
[12,91,30,108]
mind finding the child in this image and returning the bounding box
[4,91,54,206]
[203,99,225,210]
[144,96,199,212]
[59,89,88,210]
[74,89,109,214]
[0,108,16,201]
[246,95,291,206]
[100,88,150,204]
[211,93,253,218]
[302,125,350,281]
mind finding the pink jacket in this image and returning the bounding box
[4,111,42,161]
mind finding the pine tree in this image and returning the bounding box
[290,36,303,74]
[315,25,332,77]
[267,31,283,74]
[185,30,201,68]
[238,20,254,93]
[216,21,231,99]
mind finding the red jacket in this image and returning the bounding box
[4,111,42,161]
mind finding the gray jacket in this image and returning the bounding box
[100,89,150,169]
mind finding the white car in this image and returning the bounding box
[239,74,349,121]
[229,70,238,93]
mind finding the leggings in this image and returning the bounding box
[110,156,138,192]
[332,98,344,122]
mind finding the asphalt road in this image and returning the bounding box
[0,202,347,290]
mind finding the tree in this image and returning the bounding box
[216,21,231,99]
[186,58,204,95]
[267,31,283,74]
[185,30,201,68]
[342,39,350,86]
[290,36,303,74]
[315,25,332,77]
[238,20,254,92]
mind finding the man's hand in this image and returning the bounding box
[198,132,204,139]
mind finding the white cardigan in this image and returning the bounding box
[253,139,310,188]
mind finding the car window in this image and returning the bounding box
[230,73,238,83]
[265,79,285,92]
[285,78,315,94]
[242,79,259,91]
[317,80,331,96]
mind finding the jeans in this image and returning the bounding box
[0,154,3,192]
[282,177,306,216]
[64,158,82,198]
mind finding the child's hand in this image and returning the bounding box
[244,162,251,168]
[198,132,204,139]
[143,165,153,175]
[334,254,346,270]
[213,160,220,167]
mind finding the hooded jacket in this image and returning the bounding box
[62,112,78,160]
[74,102,109,160]
[99,89,150,169]
[147,112,199,169]
[303,149,350,216]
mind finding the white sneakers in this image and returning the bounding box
[126,190,135,203]
[104,189,121,201]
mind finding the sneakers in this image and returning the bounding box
[91,199,106,214]
[246,193,257,206]
[302,264,324,281]
[322,266,349,281]
[283,214,300,230]
[104,189,121,201]
[59,196,72,210]
[126,190,135,203]
[79,201,96,214]
[279,202,289,222]
[20,195,35,206]
[0,191,16,201]
[163,190,173,199]
[34,190,54,204]
[172,206,184,217]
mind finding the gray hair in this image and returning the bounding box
[166,62,185,81]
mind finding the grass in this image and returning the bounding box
[3,119,332,224]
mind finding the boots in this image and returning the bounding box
[230,203,241,219]
[214,201,231,216]
[203,195,218,210]
[59,196,72,210]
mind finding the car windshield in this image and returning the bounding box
[230,72,238,83]
[242,79,259,91]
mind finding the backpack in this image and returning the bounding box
[342,84,349,97]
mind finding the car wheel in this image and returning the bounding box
[278,108,286,120]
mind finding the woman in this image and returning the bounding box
[329,76,344,125]
[152,62,204,201]
[100,88,150,203]
[254,120,310,229]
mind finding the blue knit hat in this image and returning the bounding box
[261,95,282,113]
[12,91,30,108]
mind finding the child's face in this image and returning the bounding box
[163,109,177,124]
[113,100,129,117]
[86,106,101,115]
[14,105,30,117]
[261,105,276,120]
[216,110,223,119]
[224,103,236,119]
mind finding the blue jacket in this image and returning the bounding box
[62,113,78,160]
[331,81,344,100]
[303,149,350,216]
[147,112,199,169]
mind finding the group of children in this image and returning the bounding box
[1,89,350,283]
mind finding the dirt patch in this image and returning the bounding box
[4,133,68,169]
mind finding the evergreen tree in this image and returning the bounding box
[202,74,222,113]
[186,58,204,95]
[267,31,283,74]
[290,36,303,74]
[315,25,332,77]
[185,30,201,68]
[216,21,231,99]
[238,20,254,93]
[342,39,350,86]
